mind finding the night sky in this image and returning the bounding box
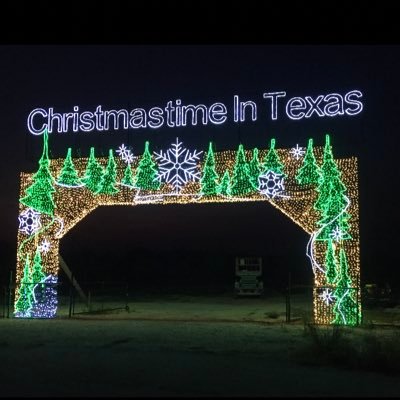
[1,45,399,291]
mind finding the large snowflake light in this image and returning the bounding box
[330,226,344,242]
[154,138,203,193]
[116,143,134,164]
[258,170,285,198]
[290,144,305,160]
[38,239,51,254]
[18,208,42,235]
[319,288,335,306]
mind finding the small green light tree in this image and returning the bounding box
[31,247,46,286]
[262,138,285,176]
[57,148,81,187]
[82,147,104,193]
[14,255,33,317]
[332,248,358,325]
[248,148,262,191]
[134,141,160,190]
[325,240,338,285]
[231,144,254,196]
[121,163,135,187]
[97,149,119,194]
[20,130,56,216]
[201,142,219,196]
[218,170,232,197]
[296,138,321,185]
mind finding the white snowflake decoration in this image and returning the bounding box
[154,138,203,193]
[38,239,51,254]
[116,143,134,164]
[319,288,335,305]
[290,144,305,160]
[258,170,285,198]
[330,226,344,242]
[18,208,42,235]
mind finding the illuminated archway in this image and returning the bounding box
[15,133,361,324]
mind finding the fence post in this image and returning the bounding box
[286,272,291,323]
[68,273,74,318]
[125,283,129,312]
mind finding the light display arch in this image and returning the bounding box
[15,132,361,325]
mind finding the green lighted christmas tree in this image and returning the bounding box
[325,240,338,285]
[31,247,46,286]
[231,144,254,196]
[20,130,56,216]
[82,147,104,193]
[332,248,358,325]
[296,138,321,185]
[121,163,135,187]
[134,141,160,190]
[200,142,219,196]
[218,170,232,196]
[262,138,285,176]
[57,148,81,187]
[14,255,33,317]
[97,149,119,194]
[248,148,262,190]
[315,135,351,241]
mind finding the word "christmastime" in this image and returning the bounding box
[27,90,363,135]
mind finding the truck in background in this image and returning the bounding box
[234,257,263,296]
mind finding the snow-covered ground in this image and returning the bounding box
[1,293,400,396]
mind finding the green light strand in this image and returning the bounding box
[296,138,321,185]
[231,144,254,196]
[325,239,338,285]
[332,248,358,325]
[200,142,219,196]
[217,170,232,196]
[20,130,56,216]
[262,138,286,176]
[121,163,135,187]
[82,147,104,193]
[134,141,160,191]
[56,148,81,186]
[96,149,119,195]
[14,255,33,316]
[315,134,351,241]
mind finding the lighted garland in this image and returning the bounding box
[15,134,361,324]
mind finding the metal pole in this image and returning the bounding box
[7,270,13,318]
[68,274,73,318]
[3,286,6,318]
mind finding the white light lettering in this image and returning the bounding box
[304,95,325,118]
[209,102,227,124]
[345,90,363,115]
[286,97,307,120]
[263,91,286,120]
[27,108,48,135]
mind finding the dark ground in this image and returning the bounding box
[1,291,400,397]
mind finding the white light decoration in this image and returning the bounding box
[38,239,51,253]
[330,226,344,242]
[319,288,335,305]
[289,144,305,160]
[258,170,286,198]
[54,217,64,239]
[154,138,203,194]
[18,208,42,235]
[116,143,134,164]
